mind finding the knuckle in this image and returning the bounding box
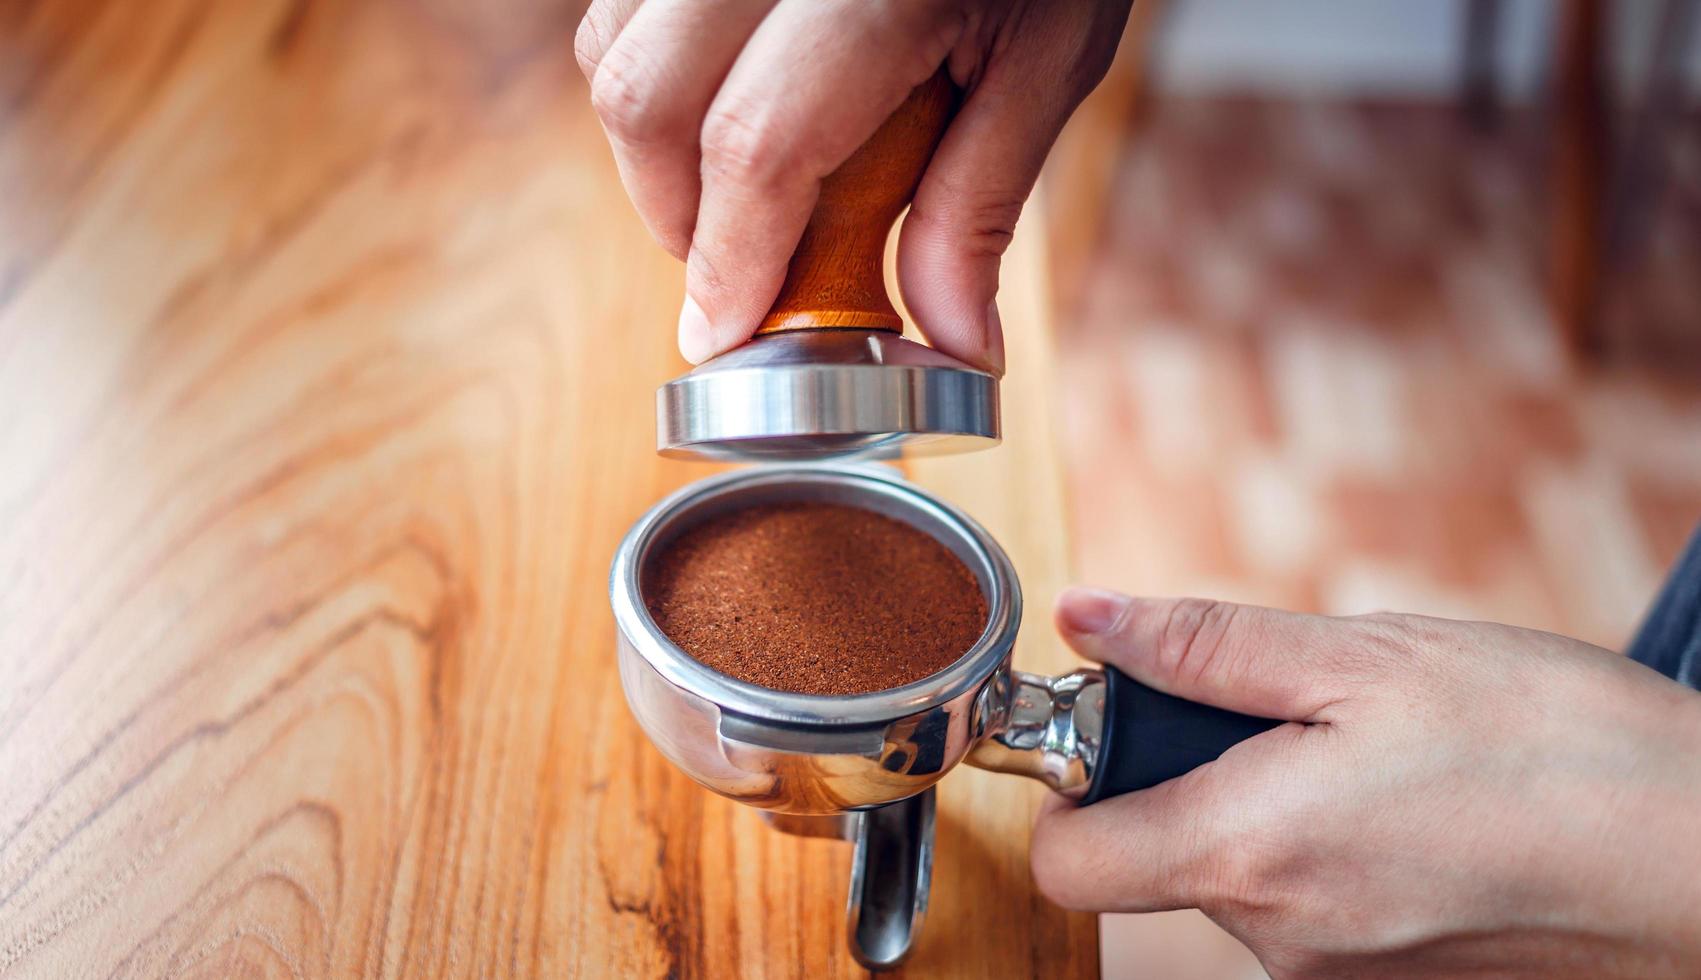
[1341,613,1427,678]
[588,45,671,144]
[573,7,618,80]
[1155,598,1244,688]
[918,171,1020,248]
[956,206,1019,258]
[1198,824,1286,917]
[912,187,1024,259]
[685,245,732,300]
[1028,819,1090,910]
[699,103,791,192]
[1349,609,1415,639]
[1204,833,1266,906]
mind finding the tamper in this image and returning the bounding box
[615,73,1280,970]
[655,71,998,462]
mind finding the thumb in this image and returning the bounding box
[1035,588,1368,913]
[1054,588,1371,722]
[1030,774,1223,913]
[897,4,1123,375]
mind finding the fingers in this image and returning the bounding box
[898,0,1129,375]
[682,0,968,362]
[573,0,645,79]
[580,0,1132,367]
[1033,586,1354,914]
[1055,588,1372,721]
[1030,772,1230,913]
[580,0,778,261]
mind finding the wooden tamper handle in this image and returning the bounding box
[757,71,959,334]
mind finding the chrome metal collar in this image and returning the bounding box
[609,462,1021,727]
[656,330,1000,461]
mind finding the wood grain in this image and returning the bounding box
[0,1,1093,976]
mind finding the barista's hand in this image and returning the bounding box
[575,0,1131,371]
[1034,589,1701,978]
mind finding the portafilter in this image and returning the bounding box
[610,462,1277,968]
[613,72,1279,970]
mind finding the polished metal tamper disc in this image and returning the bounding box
[656,329,999,461]
[654,71,999,465]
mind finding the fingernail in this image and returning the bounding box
[984,299,1007,376]
[1057,587,1130,635]
[677,295,716,364]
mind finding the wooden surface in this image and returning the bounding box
[1044,0,1167,318]
[0,1,1093,977]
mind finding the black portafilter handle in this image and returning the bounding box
[1079,666,1284,806]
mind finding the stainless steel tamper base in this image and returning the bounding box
[656,329,1000,461]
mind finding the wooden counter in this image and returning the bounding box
[0,1,1094,975]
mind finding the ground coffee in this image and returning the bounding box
[644,501,988,696]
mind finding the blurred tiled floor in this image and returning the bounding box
[1058,97,1701,980]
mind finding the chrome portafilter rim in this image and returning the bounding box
[608,461,1021,728]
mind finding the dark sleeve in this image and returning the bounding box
[1627,524,1701,691]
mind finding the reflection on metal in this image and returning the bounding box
[609,464,1113,965]
[966,668,1108,798]
[611,463,1020,815]
[762,811,858,841]
[657,330,999,461]
[846,789,935,971]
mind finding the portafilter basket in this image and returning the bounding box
[610,462,1278,968]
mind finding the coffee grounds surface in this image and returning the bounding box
[643,501,988,696]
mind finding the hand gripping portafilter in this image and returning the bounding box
[616,73,1280,970]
